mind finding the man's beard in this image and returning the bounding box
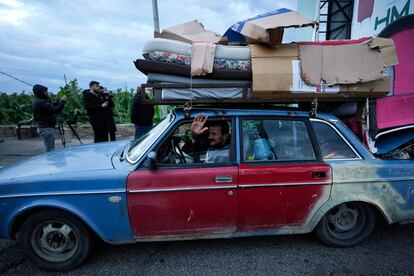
[209,140,223,148]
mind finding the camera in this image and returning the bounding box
[99,86,113,99]
[103,92,113,99]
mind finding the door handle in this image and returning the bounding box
[215,176,233,183]
[311,171,327,179]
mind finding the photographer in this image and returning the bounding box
[83,81,116,143]
[32,84,67,152]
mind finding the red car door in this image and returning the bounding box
[237,117,332,232]
[127,118,237,238]
[127,167,238,237]
[238,163,331,231]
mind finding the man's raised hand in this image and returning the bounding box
[191,113,209,135]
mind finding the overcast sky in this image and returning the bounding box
[0,0,299,94]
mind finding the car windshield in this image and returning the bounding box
[126,113,174,164]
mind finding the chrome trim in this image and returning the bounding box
[239,181,330,188]
[215,176,233,183]
[335,177,414,185]
[310,118,362,160]
[0,189,125,199]
[375,125,414,139]
[325,158,362,161]
[128,185,237,193]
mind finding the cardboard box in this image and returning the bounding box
[368,37,399,67]
[250,39,394,99]
[157,20,221,44]
[251,43,299,92]
[298,37,398,86]
[220,8,315,46]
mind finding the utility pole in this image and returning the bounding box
[313,0,321,42]
[152,0,160,38]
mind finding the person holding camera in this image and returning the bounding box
[99,85,117,141]
[32,84,67,152]
[83,81,116,143]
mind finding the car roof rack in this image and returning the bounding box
[141,83,373,118]
[141,83,371,106]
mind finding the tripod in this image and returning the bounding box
[57,121,83,148]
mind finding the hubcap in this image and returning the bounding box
[328,204,358,232]
[31,221,78,262]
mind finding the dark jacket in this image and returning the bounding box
[83,90,111,119]
[130,92,154,126]
[32,92,65,128]
[83,89,116,130]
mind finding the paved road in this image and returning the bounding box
[2,222,414,275]
[1,138,414,275]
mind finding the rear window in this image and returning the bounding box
[312,121,358,160]
[242,119,316,162]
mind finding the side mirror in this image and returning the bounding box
[147,151,158,170]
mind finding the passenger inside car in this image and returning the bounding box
[242,119,316,161]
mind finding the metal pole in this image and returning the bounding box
[313,0,322,42]
[152,0,160,37]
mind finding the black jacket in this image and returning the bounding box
[32,94,65,128]
[130,92,154,126]
[83,89,116,130]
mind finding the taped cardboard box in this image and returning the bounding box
[250,41,393,99]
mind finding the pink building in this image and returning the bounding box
[298,0,414,158]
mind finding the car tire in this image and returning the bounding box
[19,209,92,271]
[315,202,376,247]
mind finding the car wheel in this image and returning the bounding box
[19,210,92,271]
[315,202,376,247]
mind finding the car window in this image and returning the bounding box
[127,114,173,163]
[311,121,358,160]
[156,119,233,166]
[242,119,316,162]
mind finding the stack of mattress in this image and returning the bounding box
[134,38,253,100]
[137,38,252,79]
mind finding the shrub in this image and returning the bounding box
[0,79,168,125]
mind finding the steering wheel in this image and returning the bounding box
[171,140,187,164]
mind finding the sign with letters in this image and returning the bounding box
[351,0,413,38]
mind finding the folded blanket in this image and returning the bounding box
[191,42,216,76]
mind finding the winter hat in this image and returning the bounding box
[33,84,48,98]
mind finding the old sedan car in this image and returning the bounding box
[1,107,414,271]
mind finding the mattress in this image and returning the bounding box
[148,73,251,85]
[134,59,252,80]
[142,38,251,60]
[161,87,248,100]
[144,50,251,71]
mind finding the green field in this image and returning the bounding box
[0,80,166,125]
